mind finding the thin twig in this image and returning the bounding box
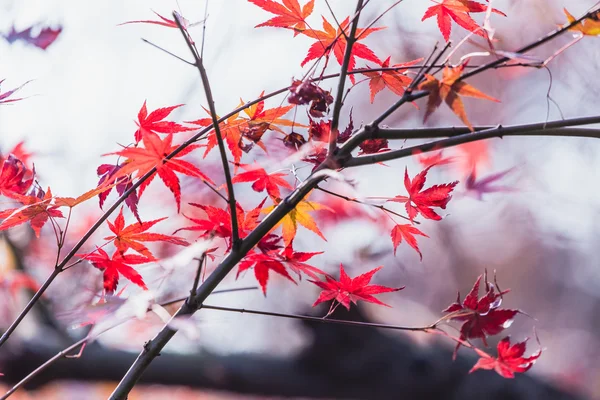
[141,38,194,65]
[173,12,241,249]
[316,186,415,223]
[329,0,364,155]
[201,304,435,332]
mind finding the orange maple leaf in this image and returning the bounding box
[361,57,423,103]
[564,8,600,36]
[249,0,315,36]
[107,132,214,212]
[418,63,499,130]
[301,16,384,84]
[422,0,506,41]
[104,207,189,258]
[189,97,300,165]
[0,188,63,237]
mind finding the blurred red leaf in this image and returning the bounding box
[0,79,31,104]
[3,25,61,49]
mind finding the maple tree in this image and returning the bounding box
[2,1,600,398]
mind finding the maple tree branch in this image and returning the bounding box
[345,126,600,168]
[99,8,600,397]
[0,337,88,400]
[109,171,331,399]
[140,38,194,65]
[460,4,600,81]
[0,283,260,400]
[329,0,364,155]
[173,13,241,249]
[200,304,435,332]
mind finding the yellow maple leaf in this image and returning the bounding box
[264,198,330,245]
[564,8,600,36]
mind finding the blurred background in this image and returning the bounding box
[1,0,600,398]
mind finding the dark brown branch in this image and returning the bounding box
[346,126,600,167]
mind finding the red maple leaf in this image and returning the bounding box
[104,207,189,258]
[0,188,63,237]
[470,336,541,378]
[107,132,214,212]
[391,224,429,260]
[361,57,422,103]
[0,155,34,198]
[310,264,403,311]
[178,199,266,250]
[279,243,324,279]
[232,163,293,199]
[238,252,296,295]
[133,100,194,143]
[0,79,31,104]
[3,24,62,49]
[384,166,458,221]
[422,0,506,42]
[249,0,315,35]
[2,141,34,168]
[301,17,384,84]
[444,273,518,354]
[413,148,455,168]
[79,248,151,293]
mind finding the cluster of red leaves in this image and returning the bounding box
[421,0,506,41]
[177,199,266,250]
[190,97,298,165]
[238,242,324,294]
[2,24,62,50]
[444,273,519,356]
[372,165,458,259]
